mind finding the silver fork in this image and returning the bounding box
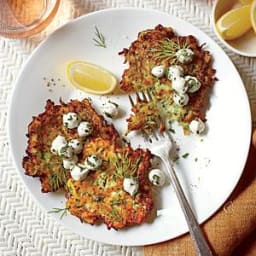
[129,91,214,256]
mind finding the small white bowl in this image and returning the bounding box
[212,0,256,57]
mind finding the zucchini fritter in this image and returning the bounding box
[120,25,216,134]
[22,99,119,193]
[126,96,164,135]
[66,137,153,229]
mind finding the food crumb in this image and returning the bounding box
[173,155,180,162]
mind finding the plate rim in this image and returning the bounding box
[7,7,252,246]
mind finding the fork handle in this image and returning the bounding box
[163,157,214,256]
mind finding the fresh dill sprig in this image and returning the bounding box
[149,38,190,62]
[93,26,107,48]
[114,153,142,178]
[49,168,67,191]
[48,207,69,219]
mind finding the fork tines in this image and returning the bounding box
[129,90,153,104]
[128,95,135,106]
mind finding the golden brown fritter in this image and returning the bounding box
[66,137,153,229]
[126,96,165,135]
[22,99,120,193]
[120,24,216,134]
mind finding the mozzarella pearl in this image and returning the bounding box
[172,76,188,94]
[70,165,90,181]
[102,101,119,118]
[68,139,83,154]
[173,92,189,106]
[77,121,93,137]
[189,118,206,134]
[63,112,80,129]
[51,135,67,155]
[63,155,78,170]
[151,65,166,78]
[167,65,184,80]
[85,155,102,170]
[123,177,139,196]
[148,169,166,186]
[185,76,201,93]
[176,48,194,63]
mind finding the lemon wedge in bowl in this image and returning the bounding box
[66,61,117,95]
[239,0,252,4]
[216,4,252,40]
[251,0,256,33]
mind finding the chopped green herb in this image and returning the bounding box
[111,199,124,206]
[49,168,67,191]
[182,153,189,159]
[153,174,160,185]
[111,208,121,221]
[114,153,142,178]
[59,146,66,155]
[149,38,190,63]
[43,152,51,161]
[48,207,68,219]
[103,112,113,118]
[168,128,175,134]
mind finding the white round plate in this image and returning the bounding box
[8,8,251,246]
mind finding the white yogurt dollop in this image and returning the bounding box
[70,165,90,181]
[189,118,206,134]
[63,155,78,170]
[68,139,83,154]
[123,177,139,196]
[176,48,194,63]
[185,75,201,93]
[148,169,166,186]
[77,121,93,137]
[172,76,188,94]
[63,112,80,129]
[102,101,119,118]
[51,135,67,155]
[167,65,184,80]
[85,155,102,170]
[151,65,166,78]
[173,92,189,106]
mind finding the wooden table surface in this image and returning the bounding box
[144,130,256,256]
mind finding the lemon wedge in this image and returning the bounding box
[66,61,117,95]
[239,0,252,4]
[251,0,256,33]
[216,5,252,40]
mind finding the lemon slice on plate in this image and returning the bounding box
[251,0,256,33]
[66,61,117,95]
[216,4,252,40]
